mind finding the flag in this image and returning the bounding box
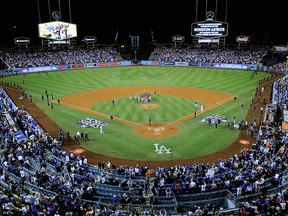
[114,29,118,43]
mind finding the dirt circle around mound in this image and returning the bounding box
[133,122,179,138]
[140,103,159,109]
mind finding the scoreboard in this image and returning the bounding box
[38,21,77,41]
[191,20,228,38]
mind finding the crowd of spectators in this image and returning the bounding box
[271,75,288,105]
[150,46,288,75]
[268,61,287,74]
[150,46,268,64]
[1,47,118,69]
[0,46,288,215]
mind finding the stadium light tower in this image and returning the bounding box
[195,0,228,22]
[37,0,73,23]
[193,0,229,45]
[36,0,74,47]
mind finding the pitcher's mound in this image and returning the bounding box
[140,103,159,109]
[133,122,179,138]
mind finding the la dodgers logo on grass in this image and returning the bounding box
[154,143,172,154]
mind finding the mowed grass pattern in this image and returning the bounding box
[2,66,270,161]
[91,94,200,123]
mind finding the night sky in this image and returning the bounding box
[0,0,286,47]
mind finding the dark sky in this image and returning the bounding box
[0,0,286,47]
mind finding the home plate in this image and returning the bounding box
[73,148,85,154]
[239,140,250,145]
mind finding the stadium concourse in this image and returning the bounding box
[0,72,283,170]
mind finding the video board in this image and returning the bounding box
[191,20,228,38]
[38,21,77,40]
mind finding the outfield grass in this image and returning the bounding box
[2,66,270,161]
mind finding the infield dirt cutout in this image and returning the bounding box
[60,86,233,138]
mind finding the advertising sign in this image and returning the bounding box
[172,35,185,42]
[14,37,30,45]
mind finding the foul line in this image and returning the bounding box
[165,96,235,127]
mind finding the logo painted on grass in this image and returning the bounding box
[200,113,228,124]
[154,143,172,154]
[77,117,108,128]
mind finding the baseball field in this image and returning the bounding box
[2,66,272,164]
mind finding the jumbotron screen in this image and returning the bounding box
[191,20,228,38]
[38,21,77,40]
